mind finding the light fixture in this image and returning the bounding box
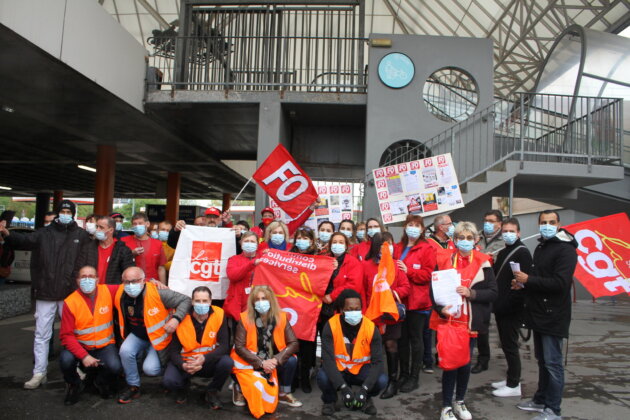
[1,105,14,113]
[77,165,96,172]
[0,186,12,190]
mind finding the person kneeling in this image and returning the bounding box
[162,286,233,408]
[231,285,301,419]
[317,289,387,416]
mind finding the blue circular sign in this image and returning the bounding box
[378,53,414,89]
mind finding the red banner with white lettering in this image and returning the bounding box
[252,144,318,218]
[564,213,630,298]
[252,250,335,341]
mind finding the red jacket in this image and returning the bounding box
[224,252,260,320]
[351,240,371,261]
[328,254,364,301]
[362,258,410,310]
[394,241,437,310]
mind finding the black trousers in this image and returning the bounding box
[495,313,521,387]
[476,332,490,366]
[398,311,425,377]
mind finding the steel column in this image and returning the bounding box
[166,172,181,223]
[94,145,116,216]
[35,192,51,229]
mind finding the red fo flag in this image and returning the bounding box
[364,243,400,322]
[252,144,318,218]
[564,213,630,298]
[252,249,334,341]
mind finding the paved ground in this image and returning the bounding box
[1,298,629,419]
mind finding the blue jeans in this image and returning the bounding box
[533,332,564,415]
[119,333,162,387]
[442,337,476,407]
[278,355,298,394]
[317,364,388,404]
[420,310,434,367]
[59,344,121,386]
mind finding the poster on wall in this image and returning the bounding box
[372,153,464,224]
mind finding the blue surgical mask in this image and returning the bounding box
[340,229,353,239]
[331,243,346,256]
[318,231,332,242]
[540,224,557,239]
[124,282,143,298]
[296,238,311,251]
[79,277,96,294]
[405,226,421,239]
[367,227,381,238]
[242,242,258,253]
[270,233,285,245]
[254,299,270,314]
[502,232,518,245]
[456,239,474,252]
[158,231,169,242]
[115,222,123,231]
[85,223,97,235]
[483,222,497,235]
[58,214,73,224]
[132,225,146,237]
[356,230,366,240]
[344,310,362,326]
[95,231,107,241]
[150,231,159,239]
[446,225,455,238]
[193,303,210,315]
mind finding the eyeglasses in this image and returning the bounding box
[456,235,475,241]
[122,277,144,285]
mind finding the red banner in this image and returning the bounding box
[365,243,399,322]
[564,213,630,298]
[252,144,318,218]
[252,250,335,341]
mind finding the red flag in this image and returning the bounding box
[252,144,318,218]
[364,243,400,322]
[564,213,630,298]
[252,249,334,341]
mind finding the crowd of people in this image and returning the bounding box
[0,198,578,420]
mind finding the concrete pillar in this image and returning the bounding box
[34,192,51,229]
[222,193,232,213]
[52,190,64,212]
[166,172,181,223]
[94,145,116,216]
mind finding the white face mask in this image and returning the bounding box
[85,222,97,235]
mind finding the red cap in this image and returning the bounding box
[261,207,274,216]
[204,207,221,217]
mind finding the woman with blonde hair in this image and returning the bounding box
[259,221,291,252]
[231,285,301,418]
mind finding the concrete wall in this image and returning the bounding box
[0,0,147,111]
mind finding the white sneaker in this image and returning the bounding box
[24,373,47,389]
[453,400,472,420]
[491,379,506,389]
[77,367,86,381]
[440,407,456,420]
[493,384,521,397]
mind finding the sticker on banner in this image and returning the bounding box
[190,241,223,282]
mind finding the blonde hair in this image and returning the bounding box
[264,221,289,243]
[453,221,478,239]
[246,285,283,324]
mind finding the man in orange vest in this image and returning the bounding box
[115,266,191,404]
[317,289,387,416]
[59,266,121,405]
[162,286,233,409]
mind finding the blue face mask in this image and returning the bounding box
[318,231,332,242]
[115,222,123,232]
[193,303,210,315]
[502,232,518,245]
[340,229,353,239]
[254,299,270,314]
[344,310,362,326]
[367,227,381,238]
[79,277,96,294]
[296,238,311,251]
[456,239,475,252]
[132,225,146,237]
[150,231,159,239]
[124,282,144,298]
[356,230,366,240]
[95,231,107,241]
[405,226,421,239]
[446,225,455,238]
[158,231,169,242]
[58,214,73,225]
[270,233,285,245]
[242,242,258,253]
[540,224,557,239]
[483,222,497,235]
[331,243,346,256]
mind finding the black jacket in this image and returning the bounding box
[492,239,533,316]
[79,239,135,284]
[523,229,577,338]
[6,220,90,300]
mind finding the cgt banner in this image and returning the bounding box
[169,226,236,300]
[564,213,630,298]
[252,250,334,341]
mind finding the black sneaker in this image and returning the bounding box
[205,390,223,410]
[363,398,377,415]
[175,388,188,404]
[93,379,114,399]
[64,382,83,406]
[118,386,141,404]
[321,402,336,416]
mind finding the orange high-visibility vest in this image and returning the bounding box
[230,311,288,419]
[176,306,224,359]
[64,285,115,350]
[329,313,375,375]
[114,282,173,351]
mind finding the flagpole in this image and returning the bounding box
[226,177,253,213]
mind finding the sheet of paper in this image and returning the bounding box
[509,261,521,273]
[431,269,462,315]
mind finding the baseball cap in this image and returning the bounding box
[204,207,221,217]
[261,207,274,216]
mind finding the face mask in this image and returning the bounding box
[150,231,159,239]
[502,232,518,245]
[540,224,557,239]
[356,230,365,240]
[95,231,107,241]
[124,282,143,298]
[446,225,455,238]
[483,222,497,235]
[296,238,311,251]
[79,277,96,294]
[319,231,332,242]
[456,239,474,252]
[405,226,421,239]
[262,217,273,226]
[85,223,96,235]
[158,231,169,242]
[254,299,270,314]
[270,233,285,245]
[340,229,353,239]
[44,222,51,227]
[58,214,73,224]
[344,310,362,326]
[331,243,346,256]
[115,222,123,232]
[132,225,146,237]
[193,303,210,315]
[367,227,381,238]
[242,242,258,253]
